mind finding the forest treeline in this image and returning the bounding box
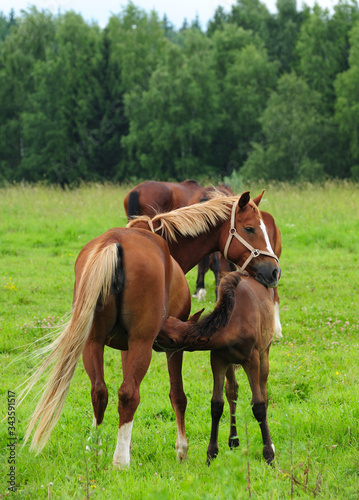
[1,0,359,185]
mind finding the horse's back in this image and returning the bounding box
[170,180,201,208]
[75,226,190,340]
[124,181,173,217]
[187,184,233,205]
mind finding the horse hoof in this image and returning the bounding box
[229,437,240,449]
[263,443,275,465]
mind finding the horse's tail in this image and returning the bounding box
[185,271,242,344]
[127,190,140,218]
[22,242,124,452]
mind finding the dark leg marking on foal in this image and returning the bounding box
[207,400,224,465]
[252,402,275,465]
[229,435,240,449]
[252,402,266,423]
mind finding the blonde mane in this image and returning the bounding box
[127,194,251,242]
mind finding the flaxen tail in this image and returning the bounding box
[22,243,122,452]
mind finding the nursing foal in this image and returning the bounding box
[158,271,276,465]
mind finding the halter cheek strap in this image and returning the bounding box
[224,202,279,271]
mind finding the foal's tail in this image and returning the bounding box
[22,243,123,452]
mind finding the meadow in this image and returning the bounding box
[0,181,358,499]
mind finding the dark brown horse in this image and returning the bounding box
[23,191,280,469]
[123,179,201,219]
[157,271,276,465]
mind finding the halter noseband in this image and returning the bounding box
[224,202,279,271]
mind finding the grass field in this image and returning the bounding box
[1,181,359,499]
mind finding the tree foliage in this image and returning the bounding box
[0,1,359,184]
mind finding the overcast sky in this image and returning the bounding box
[3,0,337,29]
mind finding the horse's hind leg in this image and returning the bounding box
[207,352,228,464]
[243,348,274,465]
[113,339,153,468]
[225,364,239,449]
[167,351,188,461]
[82,338,108,426]
[82,302,117,426]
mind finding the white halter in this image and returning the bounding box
[224,202,279,271]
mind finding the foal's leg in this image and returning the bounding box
[113,339,153,468]
[166,351,188,461]
[225,364,239,449]
[259,347,275,462]
[207,352,228,464]
[243,348,275,465]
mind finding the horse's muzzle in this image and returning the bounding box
[254,262,281,288]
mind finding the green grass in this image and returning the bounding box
[1,181,359,499]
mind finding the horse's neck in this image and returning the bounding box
[168,231,220,274]
[128,218,222,274]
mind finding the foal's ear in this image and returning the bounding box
[238,191,250,210]
[252,190,265,207]
[189,309,204,323]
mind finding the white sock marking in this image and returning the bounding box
[176,431,188,461]
[193,288,206,301]
[113,421,133,468]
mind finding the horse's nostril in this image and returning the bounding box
[272,268,278,280]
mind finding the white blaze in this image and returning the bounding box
[259,219,275,254]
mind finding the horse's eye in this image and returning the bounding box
[244,227,255,234]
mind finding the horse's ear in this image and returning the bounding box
[189,309,204,323]
[252,190,265,207]
[238,191,250,210]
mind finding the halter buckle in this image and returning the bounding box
[252,249,260,258]
[229,227,236,235]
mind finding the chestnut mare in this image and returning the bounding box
[23,191,280,469]
[189,187,282,342]
[158,271,276,465]
[123,179,201,219]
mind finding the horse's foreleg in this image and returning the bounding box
[113,340,153,469]
[166,350,188,461]
[207,352,228,464]
[273,287,282,340]
[243,349,274,465]
[210,252,220,300]
[225,364,239,449]
[193,255,210,301]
